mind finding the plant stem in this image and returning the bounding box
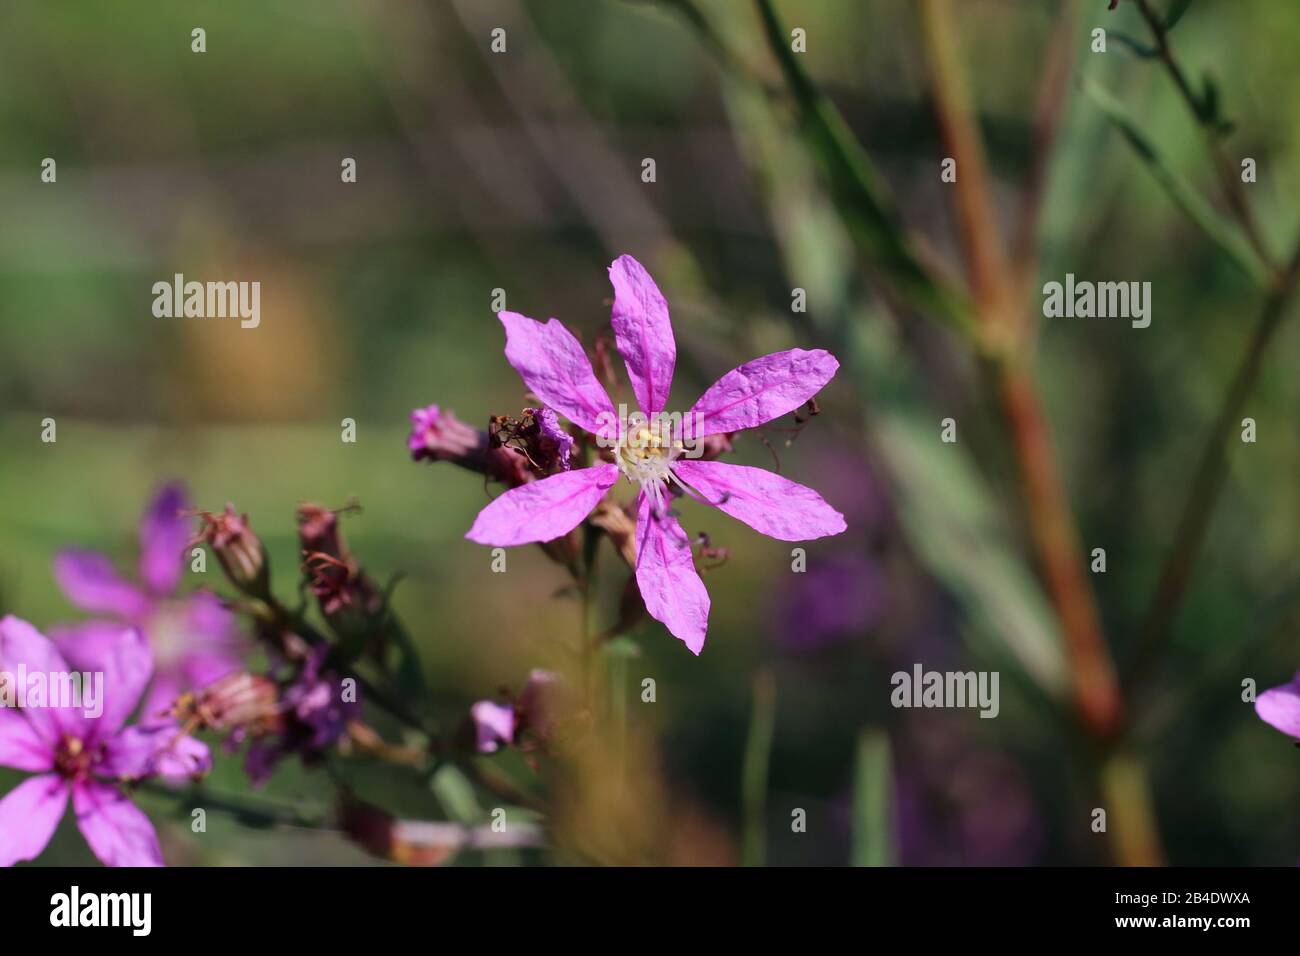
[1132,0,1274,269]
[143,781,331,830]
[1129,238,1300,691]
[740,668,776,867]
[918,0,1125,740]
[1098,748,1164,866]
[749,0,973,334]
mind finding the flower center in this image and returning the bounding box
[146,600,194,670]
[615,424,683,512]
[54,735,101,782]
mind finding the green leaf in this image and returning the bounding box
[852,729,895,867]
[1110,31,1159,59]
[1084,78,1269,287]
[1164,0,1195,31]
[744,0,972,334]
[872,407,1069,698]
[430,765,484,824]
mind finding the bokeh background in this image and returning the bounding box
[1,0,1298,866]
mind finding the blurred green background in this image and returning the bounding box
[1,0,1297,865]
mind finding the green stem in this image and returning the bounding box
[740,668,776,867]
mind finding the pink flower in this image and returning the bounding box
[465,255,846,653]
[1256,674,1300,739]
[51,484,243,721]
[0,616,211,867]
[469,669,568,753]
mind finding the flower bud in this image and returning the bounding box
[297,503,381,623]
[407,404,484,463]
[408,403,531,486]
[192,505,270,598]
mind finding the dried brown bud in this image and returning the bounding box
[191,505,270,598]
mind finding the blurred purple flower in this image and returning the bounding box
[893,717,1044,866]
[0,617,210,867]
[470,669,567,754]
[471,700,515,754]
[51,484,243,721]
[773,554,887,651]
[243,646,359,786]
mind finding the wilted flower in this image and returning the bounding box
[297,504,381,622]
[408,404,530,485]
[464,255,846,653]
[170,671,282,740]
[51,484,243,721]
[0,617,210,867]
[489,407,575,476]
[241,646,360,787]
[192,504,270,598]
[1255,674,1300,739]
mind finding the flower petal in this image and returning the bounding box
[51,626,153,740]
[687,349,839,437]
[673,460,847,541]
[470,701,515,754]
[609,254,675,415]
[138,483,191,596]
[0,707,53,772]
[72,780,163,867]
[499,311,615,436]
[466,464,618,547]
[100,723,212,782]
[0,616,84,745]
[634,494,709,654]
[0,774,68,866]
[1256,676,1300,739]
[53,551,148,619]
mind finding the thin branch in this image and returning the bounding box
[1012,5,1078,281]
[917,0,1124,742]
[916,0,1010,319]
[1127,237,1300,692]
[748,0,973,334]
[1131,0,1275,271]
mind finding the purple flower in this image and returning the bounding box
[1256,674,1300,739]
[0,616,211,867]
[408,404,485,463]
[469,669,567,754]
[51,484,243,721]
[470,700,515,754]
[464,255,846,653]
[242,646,359,787]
